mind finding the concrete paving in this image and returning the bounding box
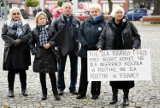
[0,18,160,108]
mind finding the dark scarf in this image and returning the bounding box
[11,20,23,38]
[37,24,49,46]
[108,17,127,49]
[63,15,73,27]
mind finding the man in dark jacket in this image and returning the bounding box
[51,2,80,95]
[43,5,53,25]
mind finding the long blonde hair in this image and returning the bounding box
[6,7,27,26]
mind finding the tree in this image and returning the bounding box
[57,0,63,6]
[108,0,113,14]
[24,0,39,7]
[57,0,72,7]
[152,0,160,15]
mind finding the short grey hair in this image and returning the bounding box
[110,6,125,17]
[62,2,72,9]
[89,4,102,12]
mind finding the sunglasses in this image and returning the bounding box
[13,13,20,15]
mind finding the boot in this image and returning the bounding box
[110,88,118,104]
[8,70,15,97]
[123,89,129,106]
[22,85,28,96]
[8,84,14,97]
[53,89,60,100]
[20,71,28,96]
[8,90,14,97]
[54,94,60,101]
[42,88,47,100]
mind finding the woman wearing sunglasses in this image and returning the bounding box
[1,7,31,97]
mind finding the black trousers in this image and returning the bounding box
[8,69,27,90]
[112,87,129,96]
[78,58,101,96]
[39,73,58,95]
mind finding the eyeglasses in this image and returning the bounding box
[13,13,20,15]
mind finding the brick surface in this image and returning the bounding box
[0,18,160,108]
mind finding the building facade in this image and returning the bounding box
[8,0,129,16]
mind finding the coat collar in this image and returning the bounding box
[60,15,79,25]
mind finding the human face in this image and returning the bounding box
[12,9,21,21]
[115,10,124,22]
[63,3,72,17]
[90,9,101,18]
[37,15,47,25]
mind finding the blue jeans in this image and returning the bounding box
[57,50,78,92]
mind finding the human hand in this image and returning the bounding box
[14,39,21,46]
[43,43,51,49]
[133,47,136,52]
[98,48,102,52]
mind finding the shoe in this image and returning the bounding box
[8,90,14,97]
[110,89,118,104]
[41,88,47,100]
[123,98,129,106]
[110,94,118,104]
[58,90,64,95]
[91,95,99,99]
[22,89,28,96]
[70,90,78,95]
[41,94,47,100]
[123,89,129,106]
[54,94,60,101]
[110,99,118,104]
[76,94,85,99]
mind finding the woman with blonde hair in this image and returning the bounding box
[97,6,141,106]
[1,7,31,97]
[30,11,60,100]
[76,4,106,99]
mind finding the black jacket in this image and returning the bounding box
[52,15,80,56]
[30,25,57,73]
[97,17,141,50]
[1,21,31,70]
[97,17,141,89]
[78,15,106,58]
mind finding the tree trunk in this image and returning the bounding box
[108,0,113,14]
[152,0,160,15]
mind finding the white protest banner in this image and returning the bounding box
[87,49,151,81]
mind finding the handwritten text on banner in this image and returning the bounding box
[87,49,151,81]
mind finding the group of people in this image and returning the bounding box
[1,1,141,106]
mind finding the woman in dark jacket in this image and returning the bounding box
[1,7,31,97]
[30,12,60,100]
[97,6,141,106]
[76,4,106,99]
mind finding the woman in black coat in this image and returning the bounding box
[76,4,106,99]
[30,12,60,101]
[97,6,141,106]
[1,7,31,97]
